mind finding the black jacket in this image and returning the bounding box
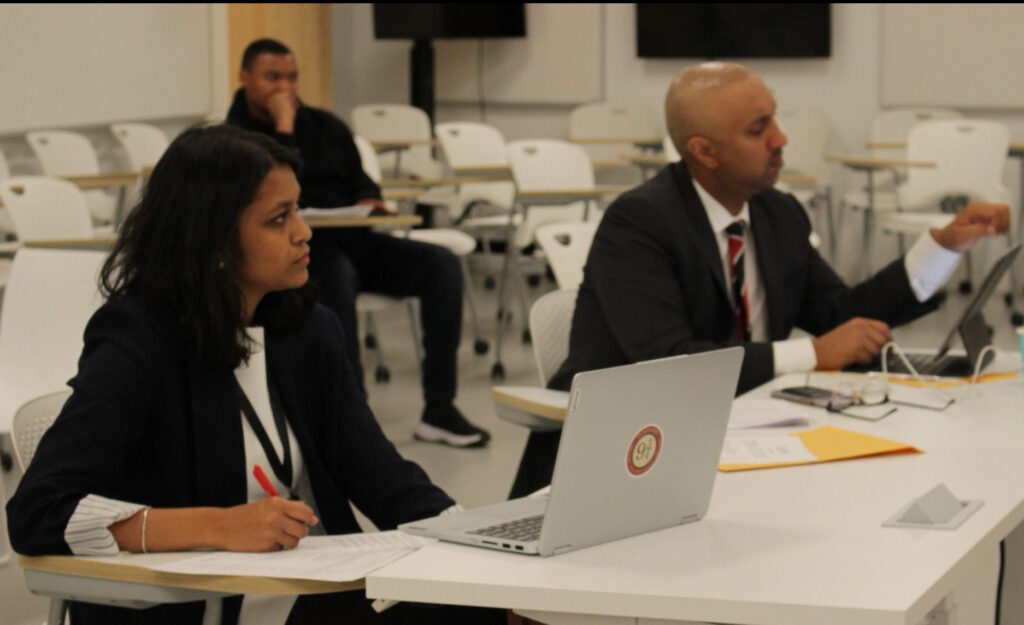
[7,296,453,624]
[549,162,934,395]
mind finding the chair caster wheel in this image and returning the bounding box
[364,334,377,349]
[527,274,542,287]
[484,277,496,289]
[522,329,532,344]
[497,308,512,321]
[1005,293,1015,307]
[491,362,506,382]
[1012,312,1024,326]
[474,339,489,355]
[374,366,390,383]
[958,280,973,294]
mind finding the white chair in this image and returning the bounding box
[11,389,72,472]
[533,222,597,290]
[840,107,963,274]
[492,288,577,432]
[876,119,1014,300]
[351,135,489,382]
[0,147,14,237]
[663,135,682,163]
[25,130,118,225]
[489,140,599,380]
[777,109,835,257]
[110,122,169,170]
[569,102,660,170]
[351,104,444,181]
[0,177,95,240]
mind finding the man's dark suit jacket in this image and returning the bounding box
[509,162,935,497]
[7,297,453,625]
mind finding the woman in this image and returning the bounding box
[6,125,500,625]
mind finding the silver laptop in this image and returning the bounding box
[847,243,1021,377]
[400,348,743,556]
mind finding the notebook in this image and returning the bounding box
[399,348,743,556]
[847,243,1021,377]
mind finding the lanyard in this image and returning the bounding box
[236,377,295,498]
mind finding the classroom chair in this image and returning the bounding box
[25,130,117,226]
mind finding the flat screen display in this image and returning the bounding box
[373,3,526,39]
[636,4,831,58]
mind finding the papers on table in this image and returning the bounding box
[728,398,811,429]
[298,205,374,219]
[140,531,429,582]
[719,426,920,472]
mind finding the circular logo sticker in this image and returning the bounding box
[626,425,663,477]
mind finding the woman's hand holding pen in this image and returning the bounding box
[217,497,319,552]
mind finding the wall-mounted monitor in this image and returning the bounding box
[373,3,526,40]
[636,4,831,58]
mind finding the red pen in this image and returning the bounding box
[253,465,279,498]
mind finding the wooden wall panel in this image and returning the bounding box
[228,4,332,109]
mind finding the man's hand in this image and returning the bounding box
[266,91,298,134]
[931,202,1010,252]
[356,198,395,215]
[812,317,893,371]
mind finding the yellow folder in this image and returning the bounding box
[718,425,920,472]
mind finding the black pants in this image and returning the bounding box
[509,430,561,498]
[308,230,463,403]
[287,591,506,625]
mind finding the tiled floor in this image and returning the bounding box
[2,235,1022,624]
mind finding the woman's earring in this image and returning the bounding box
[217,260,225,270]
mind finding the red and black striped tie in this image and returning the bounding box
[725,221,750,341]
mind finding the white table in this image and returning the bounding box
[367,371,1024,625]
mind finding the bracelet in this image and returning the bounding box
[141,507,151,554]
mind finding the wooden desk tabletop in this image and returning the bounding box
[369,138,438,150]
[449,165,512,176]
[20,554,361,596]
[515,186,631,202]
[377,175,511,189]
[380,189,423,201]
[571,136,663,148]
[22,236,116,250]
[826,154,937,169]
[492,387,567,422]
[61,171,143,190]
[621,153,669,167]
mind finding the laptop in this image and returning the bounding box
[400,347,743,557]
[848,243,1021,377]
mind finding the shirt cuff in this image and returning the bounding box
[64,495,146,556]
[440,504,465,516]
[772,338,818,376]
[904,232,962,302]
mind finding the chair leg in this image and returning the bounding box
[823,190,837,263]
[405,299,425,367]
[201,598,223,625]
[862,208,875,279]
[48,597,68,625]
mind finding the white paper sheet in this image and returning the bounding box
[728,398,811,430]
[297,205,374,218]
[720,436,816,465]
[142,531,429,582]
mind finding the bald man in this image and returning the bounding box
[508,62,1008,497]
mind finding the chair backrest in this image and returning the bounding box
[0,146,10,179]
[25,130,100,177]
[353,134,383,183]
[529,289,578,385]
[11,390,72,470]
[869,108,963,159]
[506,140,595,191]
[534,221,598,290]
[0,177,94,239]
[435,121,516,209]
[569,102,660,163]
[351,104,442,179]
[0,248,107,433]
[899,119,1010,209]
[777,109,831,184]
[110,123,169,170]
[663,135,682,163]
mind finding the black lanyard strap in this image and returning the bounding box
[237,377,293,494]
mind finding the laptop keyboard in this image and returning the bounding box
[468,515,544,542]
[884,352,961,376]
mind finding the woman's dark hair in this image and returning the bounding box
[101,124,315,369]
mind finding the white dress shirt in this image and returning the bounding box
[691,179,962,375]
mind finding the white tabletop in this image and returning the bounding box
[367,370,1024,625]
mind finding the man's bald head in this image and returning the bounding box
[665,62,759,158]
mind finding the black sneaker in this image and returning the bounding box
[414,403,491,448]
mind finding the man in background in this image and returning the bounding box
[228,38,490,448]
